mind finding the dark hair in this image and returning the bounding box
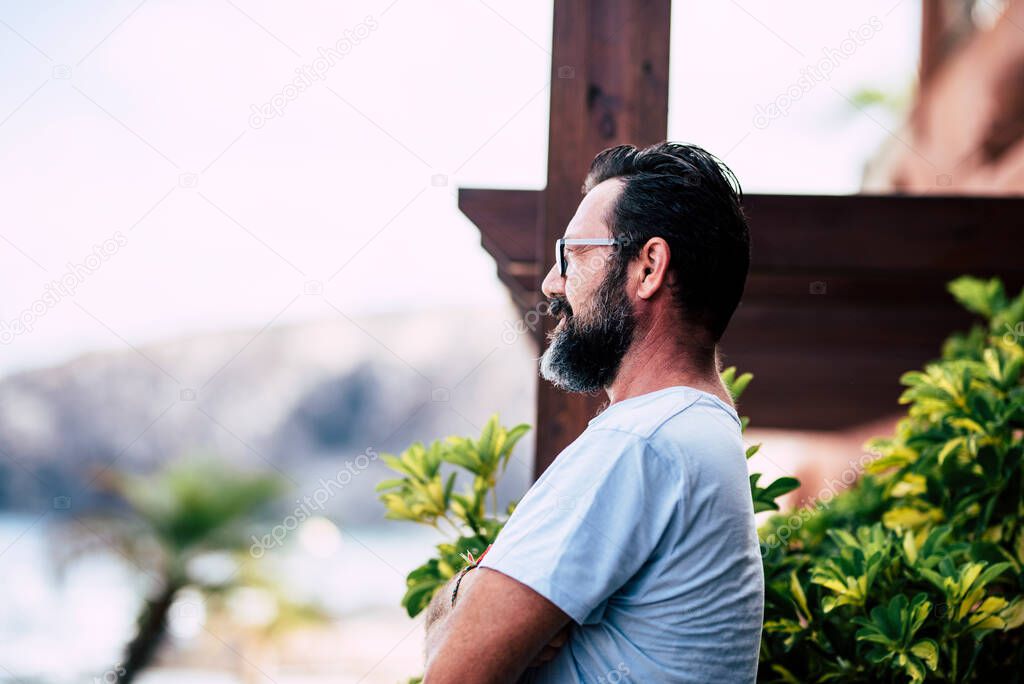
[583,141,750,343]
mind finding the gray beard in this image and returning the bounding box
[538,321,604,394]
[538,269,636,394]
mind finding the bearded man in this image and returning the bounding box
[423,141,764,683]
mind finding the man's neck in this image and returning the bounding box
[603,325,732,409]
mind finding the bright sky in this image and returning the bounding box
[0,0,919,378]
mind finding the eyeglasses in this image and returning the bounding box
[555,237,622,278]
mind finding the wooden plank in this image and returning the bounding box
[919,0,947,86]
[534,0,673,476]
[741,272,1024,308]
[722,304,973,353]
[721,306,959,429]
[464,192,1024,289]
[458,188,541,267]
[726,350,926,429]
[458,188,544,319]
[743,194,1024,272]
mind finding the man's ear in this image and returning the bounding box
[636,237,671,300]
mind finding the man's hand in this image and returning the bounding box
[423,566,572,683]
[529,624,571,668]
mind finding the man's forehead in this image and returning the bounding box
[563,178,623,239]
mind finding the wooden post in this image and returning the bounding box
[533,0,672,476]
[919,0,955,86]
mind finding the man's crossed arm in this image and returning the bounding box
[423,566,572,683]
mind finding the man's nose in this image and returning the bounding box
[540,262,564,300]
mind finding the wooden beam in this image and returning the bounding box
[742,194,1024,272]
[459,189,542,267]
[458,188,543,320]
[919,0,949,86]
[534,0,673,476]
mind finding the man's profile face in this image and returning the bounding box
[538,179,637,393]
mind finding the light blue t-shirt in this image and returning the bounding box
[479,385,764,683]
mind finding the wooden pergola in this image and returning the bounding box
[459,0,1024,476]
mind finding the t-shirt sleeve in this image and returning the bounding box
[478,429,683,624]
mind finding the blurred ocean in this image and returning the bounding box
[0,514,443,683]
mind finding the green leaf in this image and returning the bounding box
[374,478,406,492]
[909,639,939,670]
[789,571,811,621]
[948,276,1005,319]
[761,477,801,500]
[721,366,753,401]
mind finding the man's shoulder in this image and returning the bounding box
[533,387,743,493]
[586,386,741,442]
[565,387,745,487]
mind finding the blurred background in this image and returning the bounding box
[0,0,1021,681]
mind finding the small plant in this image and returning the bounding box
[376,414,530,617]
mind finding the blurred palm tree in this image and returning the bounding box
[101,458,287,683]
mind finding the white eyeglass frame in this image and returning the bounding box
[555,237,623,277]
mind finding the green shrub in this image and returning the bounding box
[758,276,1024,683]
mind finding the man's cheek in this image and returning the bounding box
[564,276,587,312]
[565,268,588,295]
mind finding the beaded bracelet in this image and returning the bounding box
[449,562,478,607]
[449,544,492,607]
